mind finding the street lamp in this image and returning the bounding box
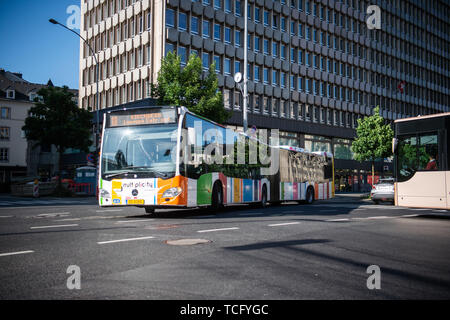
[48,18,100,150]
[234,0,249,133]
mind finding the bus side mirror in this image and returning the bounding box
[392,138,398,154]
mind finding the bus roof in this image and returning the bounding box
[394,112,450,123]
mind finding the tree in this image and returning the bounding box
[22,86,93,192]
[151,51,230,124]
[351,106,393,186]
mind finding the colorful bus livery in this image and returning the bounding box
[98,106,334,214]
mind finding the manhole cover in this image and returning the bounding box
[165,239,211,246]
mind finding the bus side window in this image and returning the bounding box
[418,133,439,171]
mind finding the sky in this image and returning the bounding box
[0,0,81,89]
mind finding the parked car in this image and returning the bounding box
[370,178,395,204]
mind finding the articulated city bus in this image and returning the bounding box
[98,106,334,214]
[393,112,450,209]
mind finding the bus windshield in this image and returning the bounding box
[101,124,178,179]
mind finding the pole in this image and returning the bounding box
[243,0,248,133]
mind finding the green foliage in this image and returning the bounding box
[151,51,230,124]
[351,106,394,163]
[22,86,93,154]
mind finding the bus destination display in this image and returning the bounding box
[109,109,176,127]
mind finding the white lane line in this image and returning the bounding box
[54,218,81,222]
[0,250,34,257]
[432,210,448,213]
[197,227,239,233]
[30,224,79,229]
[98,236,155,245]
[115,219,154,223]
[326,218,350,222]
[0,215,13,218]
[36,212,70,217]
[410,208,430,211]
[400,214,420,218]
[353,216,391,220]
[96,209,123,212]
[268,222,300,227]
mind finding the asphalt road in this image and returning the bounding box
[0,195,449,300]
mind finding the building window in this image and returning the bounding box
[235,30,241,47]
[6,89,15,99]
[1,107,11,119]
[214,23,221,41]
[202,52,210,69]
[214,55,221,72]
[203,20,211,38]
[254,95,261,112]
[191,16,199,34]
[224,89,231,109]
[178,12,187,31]
[178,46,187,65]
[225,27,231,43]
[234,60,241,73]
[166,9,175,27]
[0,127,10,140]
[0,148,8,162]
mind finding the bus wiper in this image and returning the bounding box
[104,171,134,179]
[123,166,168,178]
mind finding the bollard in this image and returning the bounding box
[33,179,39,198]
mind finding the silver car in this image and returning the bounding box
[370,178,395,204]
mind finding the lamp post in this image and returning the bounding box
[48,18,100,150]
[243,0,248,133]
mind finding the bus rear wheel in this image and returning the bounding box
[211,182,224,211]
[145,207,158,216]
[305,187,315,204]
[260,185,268,208]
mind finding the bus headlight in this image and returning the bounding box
[100,189,111,199]
[162,187,182,198]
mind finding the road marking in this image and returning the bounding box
[115,219,154,223]
[36,212,70,218]
[96,209,123,212]
[30,224,79,229]
[400,214,419,218]
[410,208,430,211]
[432,210,448,213]
[197,227,239,233]
[0,215,13,218]
[268,222,300,227]
[326,218,350,222]
[0,250,34,257]
[98,236,155,245]
[54,218,81,222]
[353,216,391,220]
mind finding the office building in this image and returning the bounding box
[79,0,450,191]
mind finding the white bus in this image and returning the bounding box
[393,112,450,209]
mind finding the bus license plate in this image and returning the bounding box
[127,199,144,205]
